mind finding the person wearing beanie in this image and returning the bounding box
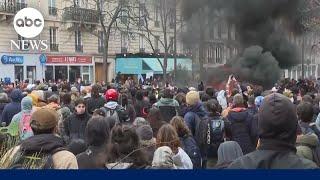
[225,93,255,155]
[1,108,78,169]
[63,98,91,143]
[136,125,156,164]
[229,93,317,169]
[5,96,34,140]
[1,89,22,126]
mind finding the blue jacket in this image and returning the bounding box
[1,89,22,125]
[183,103,208,135]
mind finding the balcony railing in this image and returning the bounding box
[49,6,57,16]
[50,43,59,52]
[0,1,27,14]
[75,44,83,52]
[63,6,99,24]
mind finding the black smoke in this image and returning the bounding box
[182,0,309,87]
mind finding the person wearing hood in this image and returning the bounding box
[6,96,33,140]
[136,125,156,165]
[215,141,243,169]
[77,116,110,169]
[63,98,91,143]
[1,108,78,169]
[0,93,9,124]
[224,94,255,155]
[152,146,177,169]
[2,89,22,126]
[154,89,180,122]
[183,91,208,136]
[228,93,317,169]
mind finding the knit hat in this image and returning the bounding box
[136,125,153,141]
[186,91,200,106]
[30,108,59,131]
[258,93,297,144]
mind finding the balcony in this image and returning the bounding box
[0,1,27,14]
[50,43,59,52]
[63,6,99,24]
[75,44,83,52]
[49,6,57,16]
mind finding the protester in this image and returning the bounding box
[228,93,317,169]
[77,116,110,169]
[1,108,78,169]
[86,85,105,115]
[154,89,180,122]
[156,124,193,169]
[64,98,91,142]
[147,107,166,138]
[0,93,9,123]
[2,89,22,126]
[135,125,156,165]
[215,141,243,169]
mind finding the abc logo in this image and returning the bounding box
[14,8,44,38]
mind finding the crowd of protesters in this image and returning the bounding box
[0,75,319,169]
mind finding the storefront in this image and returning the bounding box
[0,53,44,83]
[44,55,94,84]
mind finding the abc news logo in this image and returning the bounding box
[11,8,48,51]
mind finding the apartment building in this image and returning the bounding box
[0,0,188,84]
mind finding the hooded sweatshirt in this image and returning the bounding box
[154,98,180,122]
[2,89,22,125]
[215,141,243,169]
[8,96,33,139]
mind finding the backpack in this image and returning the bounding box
[9,147,65,169]
[105,108,120,124]
[19,113,33,140]
[181,136,202,169]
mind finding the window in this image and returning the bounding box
[154,1,160,27]
[218,21,222,39]
[169,37,174,53]
[98,31,104,53]
[27,66,36,83]
[169,8,175,29]
[14,66,24,82]
[139,3,146,26]
[215,46,222,64]
[50,27,58,51]
[209,25,215,39]
[139,34,145,52]
[74,0,87,8]
[45,66,54,82]
[207,45,214,63]
[121,32,128,53]
[120,0,129,24]
[75,30,83,52]
[18,34,29,50]
[49,0,57,16]
[154,36,160,52]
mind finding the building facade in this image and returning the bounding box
[0,0,186,84]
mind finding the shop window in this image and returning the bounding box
[27,66,36,83]
[70,66,81,83]
[55,66,68,81]
[14,66,24,82]
[45,66,54,82]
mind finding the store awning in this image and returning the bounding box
[116,57,192,75]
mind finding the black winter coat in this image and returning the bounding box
[64,113,91,142]
[228,139,317,169]
[226,108,255,155]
